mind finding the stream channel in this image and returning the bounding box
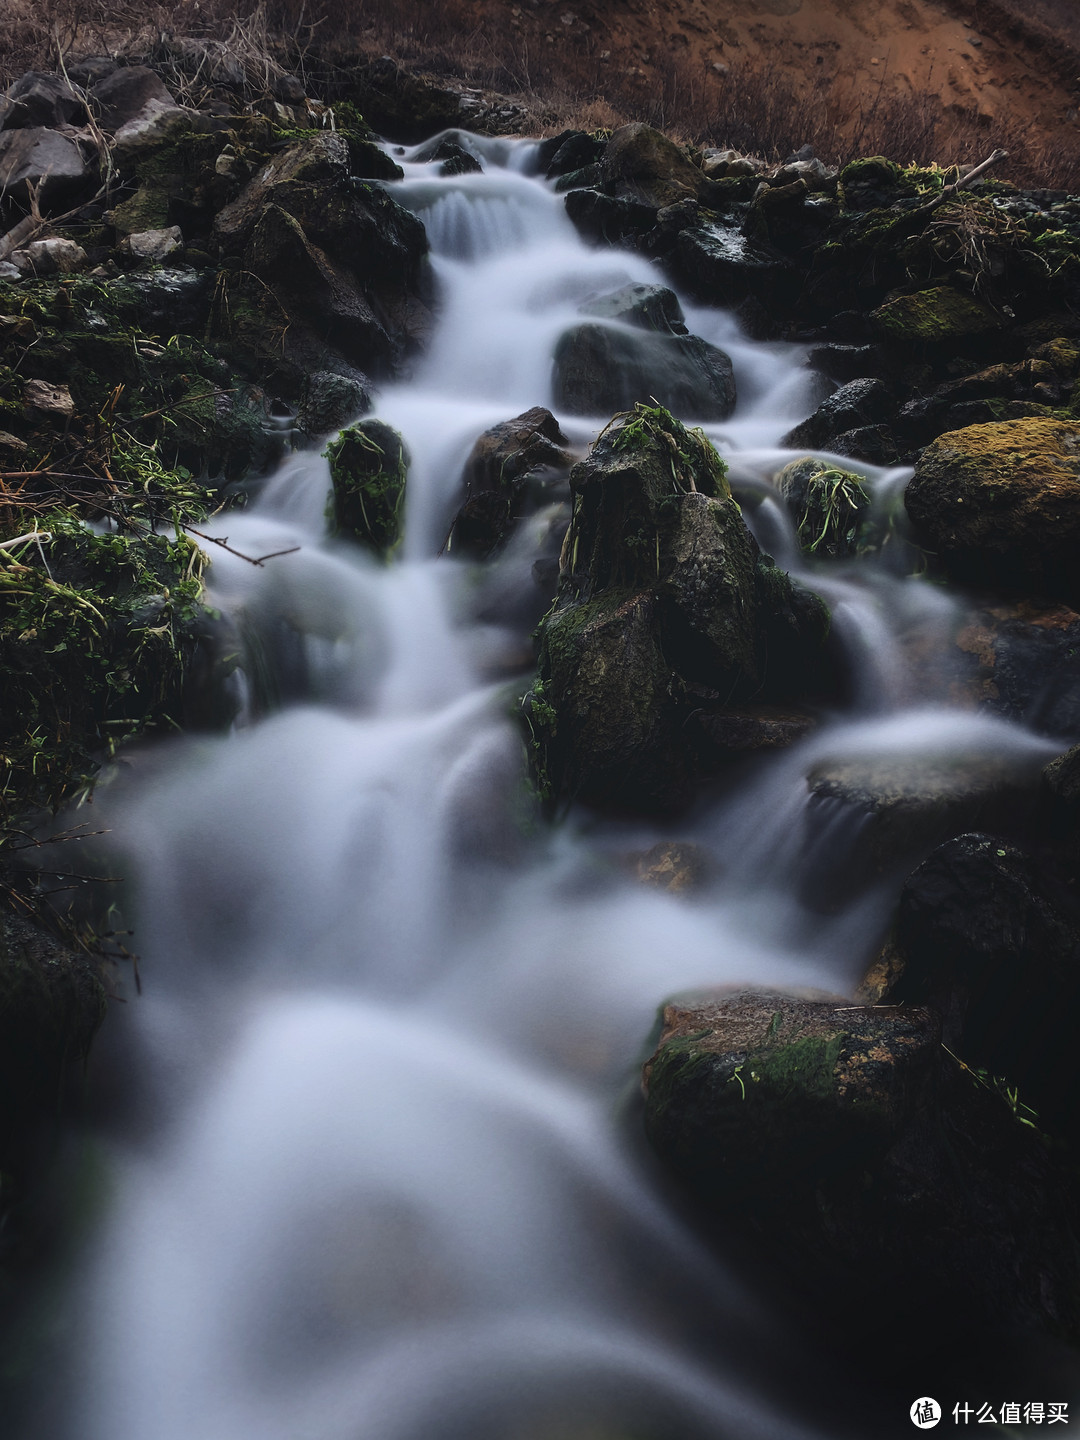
[20,131,1078,1439]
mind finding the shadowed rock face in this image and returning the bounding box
[527,407,832,813]
[642,987,1080,1341]
[552,324,736,421]
[904,418,1080,606]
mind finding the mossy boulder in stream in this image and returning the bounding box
[904,418,1080,605]
[325,420,408,557]
[642,988,1080,1340]
[527,406,832,812]
[774,456,872,559]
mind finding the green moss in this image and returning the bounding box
[870,285,1000,343]
[324,420,408,557]
[775,457,870,559]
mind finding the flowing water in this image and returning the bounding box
[19,133,1075,1438]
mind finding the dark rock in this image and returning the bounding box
[687,705,816,752]
[66,56,119,87]
[948,598,1080,736]
[296,369,372,437]
[806,343,886,383]
[869,285,1002,344]
[450,407,571,558]
[110,266,214,336]
[2,72,87,129]
[544,130,606,179]
[599,122,711,209]
[414,134,482,175]
[904,418,1080,606]
[880,833,1080,1144]
[642,988,1080,1338]
[90,65,176,132]
[325,419,408,556]
[805,749,1045,896]
[528,407,830,812]
[552,324,735,421]
[563,187,657,248]
[579,281,687,334]
[671,223,797,312]
[781,377,892,449]
[273,73,307,105]
[832,425,900,466]
[0,911,107,1176]
[838,155,903,210]
[0,128,92,207]
[774,456,871,559]
[552,163,603,194]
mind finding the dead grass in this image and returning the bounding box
[0,0,1077,190]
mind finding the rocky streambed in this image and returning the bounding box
[2,45,1080,1439]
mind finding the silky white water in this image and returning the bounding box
[29,133,1066,1440]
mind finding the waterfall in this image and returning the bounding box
[22,130,1067,1440]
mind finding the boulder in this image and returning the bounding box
[904,418,1080,605]
[539,129,606,179]
[552,324,735,421]
[642,988,1080,1337]
[19,237,87,276]
[0,128,92,207]
[872,833,1080,1144]
[947,598,1080,736]
[671,222,796,312]
[599,123,710,209]
[414,135,482,175]
[579,281,687,334]
[780,377,892,450]
[325,419,409,556]
[296,369,372,437]
[450,407,570,558]
[2,71,87,129]
[805,749,1045,897]
[90,65,176,132]
[119,226,184,263]
[869,285,1001,344]
[563,187,657,249]
[774,456,871,559]
[528,406,831,811]
[22,379,74,421]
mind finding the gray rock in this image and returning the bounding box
[21,236,88,275]
[782,377,893,449]
[23,378,75,420]
[578,281,687,334]
[552,323,735,420]
[2,71,87,129]
[120,225,184,263]
[673,222,795,310]
[0,127,91,206]
[90,65,176,131]
[297,369,372,436]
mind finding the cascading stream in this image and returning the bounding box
[31,132,1064,1440]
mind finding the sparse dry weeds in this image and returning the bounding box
[0,0,1077,190]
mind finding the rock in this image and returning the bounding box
[948,598,1080,735]
[774,456,871,559]
[781,377,892,450]
[19,237,88,275]
[806,343,885,383]
[0,261,21,280]
[642,988,1080,1337]
[904,418,1080,605]
[111,104,211,162]
[631,840,715,893]
[806,748,1045,896]
[414,135,482,175]
[552,324,736,421]
[528,406,830,811]
[878,833,1080,1143]
[90,65,176,131]
[599,123,711,209]
[0,128,92,207]
[671,222,796,312]
[578,281,687,334]
[838,155,903,210]
[274,73,307,105]
[110,266,214,335]
[296,369,372,436]
[119,226,184,263]
[22,379,74,421]
[869,285,1001,344]
[538,129,605,178]
[0,911,107,1176]
[325,420,409,556]
[450,407,570,558]
[687,704,816,752]
[2,71,87,129]
[563,187,658,248]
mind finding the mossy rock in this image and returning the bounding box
[325,420,408,556]
[642,987,1080,1339]
[774,456,871,559]
[869,285,1001,344]
[904,417,1080,605]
